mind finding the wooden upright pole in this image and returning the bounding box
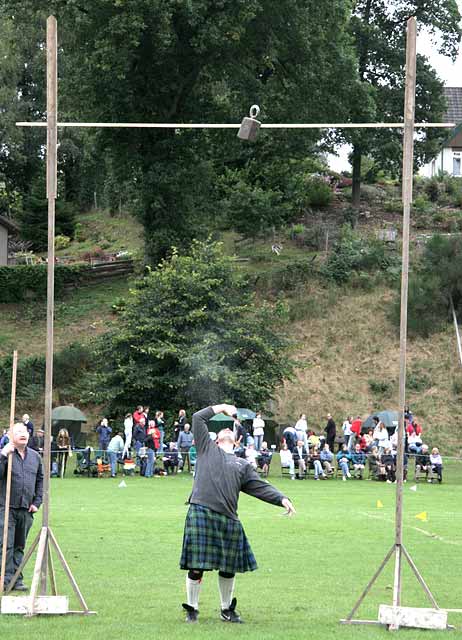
[393,16,417,612]
[450,296,462,367]
[43,14,58,531]
[0,351,18,594]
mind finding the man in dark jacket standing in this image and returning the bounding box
[180,404,295,624]
[0,423,43,591]
[324,414,336,453]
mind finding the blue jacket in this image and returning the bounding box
[96,425,112,443]
[336,450,351,464]
[351,451,366,465]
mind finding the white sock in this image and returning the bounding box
[186,576,202,610]
[218,574,235,610]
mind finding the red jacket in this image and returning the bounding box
[351,419,362,436]
[133,410,143,424]
[407,422,422,436]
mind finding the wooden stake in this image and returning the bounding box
[4,532,40,596]
[48,528,89,612]
[0,350,18,594]
[26,527,48,616]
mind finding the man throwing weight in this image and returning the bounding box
[180,404,295,623]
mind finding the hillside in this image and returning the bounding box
[1,196,462,451]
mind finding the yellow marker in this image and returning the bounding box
[415,511,428,522]
[376,500,383,509]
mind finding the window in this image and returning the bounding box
[454,156,461,176]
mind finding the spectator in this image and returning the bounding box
[415,444,431,479]
[310,447,327,480]
[407,418,422,437]
[336,445,352,481]
[350,415,362,450]
[320,444,334,475]
[324,414,336,453]
[174,409,187,441]
[133,405,144,425]
[252,412,265,451]
[430,447,443,483]
[363,429,374,452]
[351,444,366,479]
[144,429,158,478]
[178,424,194,473]
[189,441,197,475]
[282,425,297,452]
[0,429,9,449]
[307,430,320,449]
[342,416,353,449]
[155,411,166,453]
[57,428,71,478]
[257,442,272,477]
[107,431,124,477]
[294,414,308,448]
[374,421,389,454]
[280,444,295,479]
[96,418,112,452]
[233,416,248,452]
[22,414,34,438]
[143,405,151,426]
[163,442,179,475]
[123,413,133,458]
[407,429,422,455]
[381,447,396,483]
[368,446,386,481]
[292,439,308,480]
[133,420,146,460]
[245,444,259,470]
[30,428,45,454]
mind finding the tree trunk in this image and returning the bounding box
[352,144,362,208]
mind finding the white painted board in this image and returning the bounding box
[1,595,69,615]
[379,605,447,630]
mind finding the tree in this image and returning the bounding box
[398,235,462,337]
[2,0,360,260]
[94,239,293,415]
[347,0,461,207]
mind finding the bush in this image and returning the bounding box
[413,194,431,213]
[55,235,71,250]
[0,264,86,303]
[368,379,393,397]
[304,177,333,208]
[424,178,441,202]
[407,371,432,392]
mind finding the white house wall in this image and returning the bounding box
[0,225,8,266]
[420,147,461,178]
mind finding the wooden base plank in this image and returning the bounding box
[1,596,69,615]
[379,605,448,630]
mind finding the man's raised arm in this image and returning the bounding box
[192,404,236,454]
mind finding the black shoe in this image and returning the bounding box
[12,582,28,592]
[182,603,198,623]
[221,597,243,623]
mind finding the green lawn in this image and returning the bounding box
[2,462,462,639]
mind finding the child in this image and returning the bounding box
[430,447,443,483]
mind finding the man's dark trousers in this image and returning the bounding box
[0,507,34,587]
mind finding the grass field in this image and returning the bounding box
[2,460,462,639]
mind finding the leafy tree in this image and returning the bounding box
[3,0,360,260]
[94,239,293,415]
[395,234,462,337]
[347,0,461,207]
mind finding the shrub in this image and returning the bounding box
[424,178,441,202]
[368,379,393,397]
[413,194,431,213]
[0,264,86,303]
[304,177,333,208]
[407,371,432,392]
[55,235,71,250]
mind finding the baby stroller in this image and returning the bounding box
[74,447,99,477]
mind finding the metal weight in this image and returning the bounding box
[237,104,261,142]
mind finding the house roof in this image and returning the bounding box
[0,215,19,234]
[444,87,462,125]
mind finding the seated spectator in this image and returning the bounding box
[307,431,320,449]
[351,443,366,479]
[163,443,179,475]
[430,447,443,483]
[368,446,386,481]
[245,443,259,469]
[257,442,272,477]
[320,444,334,475]
[280,444,295,479]
[406,418,422,437]
[336,445,352,481]
[407,430,423,454]
[415,444,431,478]
[310,447,327,480]
[292,439,309,479]
[381,447,396,483]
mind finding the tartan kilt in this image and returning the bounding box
[180,503,257,573]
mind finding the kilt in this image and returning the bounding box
[180,503,257,573]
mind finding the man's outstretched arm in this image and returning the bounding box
[242,467,296,516]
